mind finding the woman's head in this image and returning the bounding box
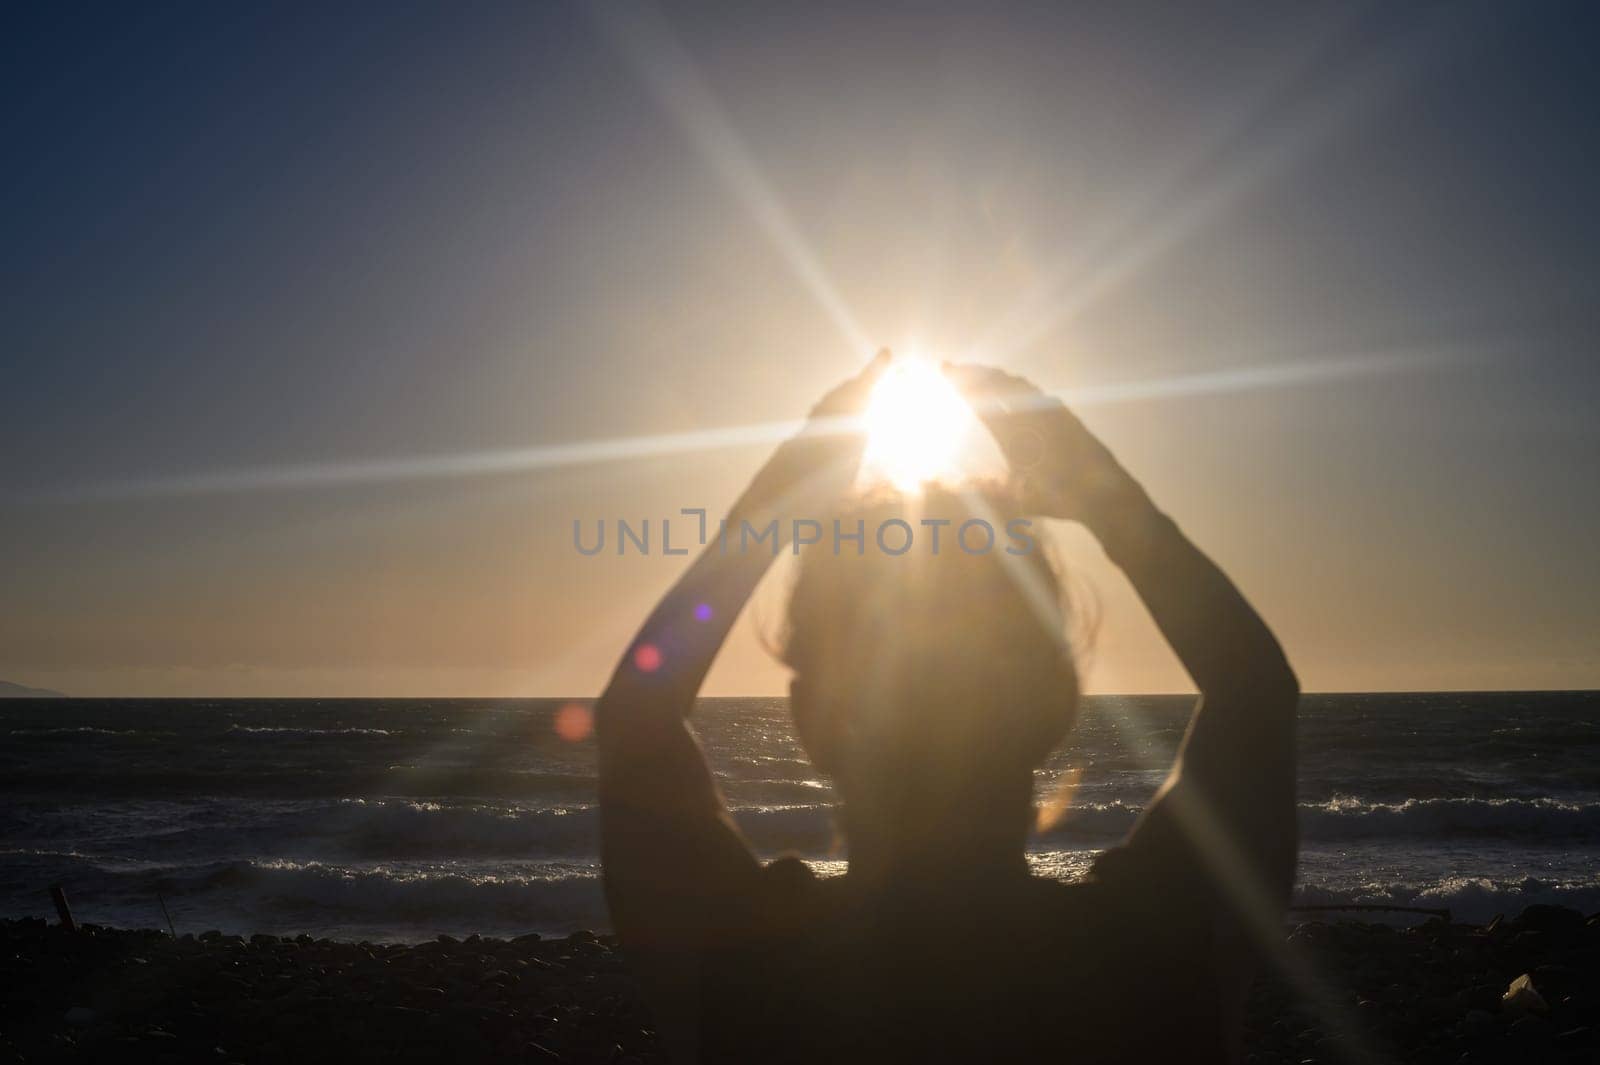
[778,484,1080,854]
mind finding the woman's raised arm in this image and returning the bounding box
[596,353,887,963]
[946,363,1299,910]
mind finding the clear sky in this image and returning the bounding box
[2,1,1597,697]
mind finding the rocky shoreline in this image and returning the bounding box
[2,906,1595,1063]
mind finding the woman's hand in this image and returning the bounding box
[943,363,1146,529]
[739,349,890,516]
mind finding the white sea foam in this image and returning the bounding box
[227,725,395,737]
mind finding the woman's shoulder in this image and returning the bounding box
[763,854,819,888]
[749,855,829,931]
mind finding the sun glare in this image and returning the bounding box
[860,357,980,492]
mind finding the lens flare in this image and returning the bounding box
[860,358,979,492]
[632,643,664,673]
[553,702,593,743]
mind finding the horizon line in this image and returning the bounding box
[6,687,1597,700]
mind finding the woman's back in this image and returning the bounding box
[700,850,1230,1065]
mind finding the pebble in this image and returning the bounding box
[1502,972,1548,1016]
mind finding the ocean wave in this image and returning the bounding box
[10,843,1600,942]
[17,791,1593,870]
[7,790,1596,871]
[8,727,158,737]
[326,801,595,858]
[0,768,600,800]
[722,778,837,806]
[0,799,838,863]
[28,853,1600,940]
[1293,875,1600,925]
[227,725,396,737]
[1300,795,1600,840]
[0,846,106,862]
[1034,794,1600,843]
[201,859,609,928]
[2,852,610,935]
[0,846,174,874]
[323,800,841,859]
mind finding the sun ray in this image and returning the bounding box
[948,486,1389,1064]
[1043,343,1480,408]
[29,342,1478,505]
[589,3,873,362]
[970,8,1477,373]
[38,418,810,502]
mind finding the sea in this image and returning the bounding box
[2,693,1597,943]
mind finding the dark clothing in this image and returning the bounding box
[700,846,1233,1065]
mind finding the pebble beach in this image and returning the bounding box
[3,906,1596,1064]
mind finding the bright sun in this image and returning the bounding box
[860,356,981,491]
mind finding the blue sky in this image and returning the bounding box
[2,1,1597,695]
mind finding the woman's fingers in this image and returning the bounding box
[810,348,891,418]
[941,362,1062,424]
[942,361,1135,522]
[942,361,1031,403]
[943,362,1064,453]
[746,349,889,510]
[943,362,1084,515]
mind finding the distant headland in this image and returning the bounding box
[0,679,67,698]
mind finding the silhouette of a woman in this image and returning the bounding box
[598,352,1298,1064]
